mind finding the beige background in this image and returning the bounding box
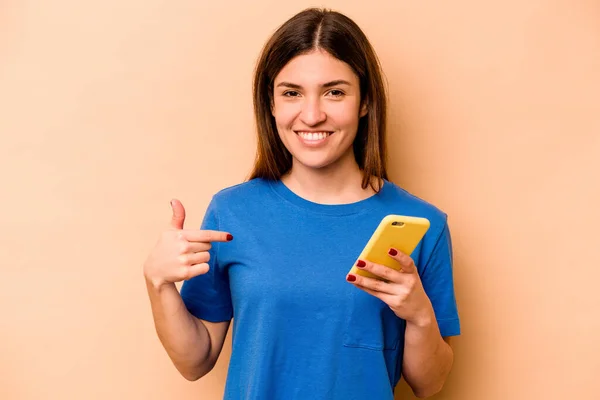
[1,0,599,399]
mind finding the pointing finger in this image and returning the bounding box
[184,230,234,243]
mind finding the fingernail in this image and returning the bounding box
[388,248,398,256]
[356,260,366,268]
[227,234,233,241]
[347,274,356,282]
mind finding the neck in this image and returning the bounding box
[281,151,376,205]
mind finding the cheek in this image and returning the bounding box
[327,103,361,129]
[273,102,299,129]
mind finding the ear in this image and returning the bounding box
[359,99,368,118]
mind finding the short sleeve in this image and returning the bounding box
[420,221,461,337]
[180,198,233,322]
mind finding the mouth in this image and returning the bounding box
[294,131,334,146]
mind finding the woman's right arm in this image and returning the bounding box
[145,280,230,380]
[144,199,233,380]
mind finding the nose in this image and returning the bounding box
[299,97,326,126]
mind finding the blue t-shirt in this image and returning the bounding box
[180,178,460,399]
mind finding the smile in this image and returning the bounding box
[295,131,334,146]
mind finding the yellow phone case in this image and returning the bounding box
[349,215,430,279]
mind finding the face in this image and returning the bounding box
[271,49,367,171]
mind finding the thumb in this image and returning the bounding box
[170,199,186,230]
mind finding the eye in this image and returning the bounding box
[283,91,300,97]
[327,89,345,97]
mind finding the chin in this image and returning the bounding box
[282,134,355,172]
[294,158,333,171]
[290,152,344,171]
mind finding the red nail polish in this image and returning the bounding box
[227,234,233,241]
[356,260,366,268]
[388,248,398,256]
[347,274,356,282]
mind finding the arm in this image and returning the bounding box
[401,220,459,396]
[146,279,230,381]
[144,198,233,380]
[401,309,454,397]
[347,247,459,397]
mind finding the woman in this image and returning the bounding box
[144,8,460,400]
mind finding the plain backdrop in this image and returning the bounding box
[1,0,599,399]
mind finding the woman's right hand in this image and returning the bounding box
[143,199,233,289]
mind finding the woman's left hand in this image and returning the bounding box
[347,248,434,325]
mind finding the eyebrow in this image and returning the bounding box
[276,80,352,89]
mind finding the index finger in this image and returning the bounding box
[183,230,233,243]
[388,248,416,274]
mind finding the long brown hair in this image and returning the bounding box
[248,8,388,191]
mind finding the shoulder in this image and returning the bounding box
[382,180,448,229]
[209,177,273,206]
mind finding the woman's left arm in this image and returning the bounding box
[402,313,454,398]
[347,249,455,398]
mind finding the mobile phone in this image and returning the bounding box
[349,215,430,280]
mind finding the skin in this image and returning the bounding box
[144,199,232,381]
[271,49,371,204]
[144,48,455,396]
[347,253,454,397]
[273,49,455,397]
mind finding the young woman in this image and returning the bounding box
[144,8,460,400]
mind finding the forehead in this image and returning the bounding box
[274,49,358,85]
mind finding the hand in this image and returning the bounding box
[346,248,434,326]
[143,199,233,289]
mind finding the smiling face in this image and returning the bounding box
[271,49,367,172]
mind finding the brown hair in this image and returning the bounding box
[248,8,388,191]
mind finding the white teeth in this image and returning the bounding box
[298,132,330,141]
